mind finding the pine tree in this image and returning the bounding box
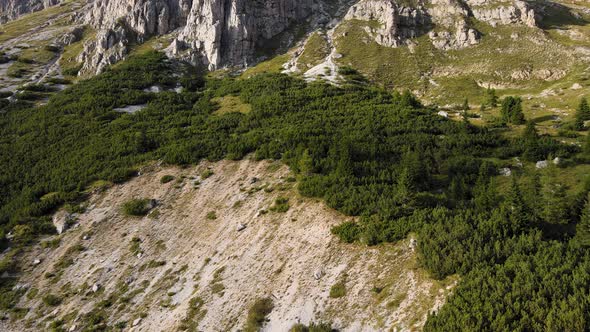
[574,97,590,130]
[506,176,528,232]
[522,121,539,142]
[298,149,313,176]
[462,98,470,111]
[395,167,416,207]
[336,141,353,177]
[543,181,569,225]
[501,96,526,125]
[485,88,498,108]
[576,194,590,246]
[525,173,543,222]
[473,163,497,212]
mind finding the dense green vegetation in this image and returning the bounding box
[121,199,154,217]
[1,51,590,330]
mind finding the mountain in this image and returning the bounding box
[2,1,590,331]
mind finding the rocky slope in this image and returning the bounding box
[0,0,61,24]
[0,159,455,331]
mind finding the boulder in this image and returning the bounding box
[133,318,141,326]
[536,160,549,169]
[313,269,324,280]
[91,283,100,293]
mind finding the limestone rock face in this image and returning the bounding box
[0,0,61,23]
[73,0,541,74]
[78,23,131,75]
[467,0,537,27]
[344,0,538,50]
[172,0,314,70]
[81,0,315,73]
[345,0,431,47]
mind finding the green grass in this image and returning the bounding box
[212,96,252,115]
[0,0,80,43]
[334,17,590,109]
[297,32,330,71]
[241,54,289,78]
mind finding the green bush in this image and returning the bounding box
[329,282,346,298]
[244,298,274,332]
[160,175,175,184]
[42,294,62,306]
[290,322,334,332]
[122,199,154,216]
[270,197,290,213]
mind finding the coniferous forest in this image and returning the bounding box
[2,52,590,330]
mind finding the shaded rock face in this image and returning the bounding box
[344,0,538,50]
[0,0,61,23]
[173,0,314,70]
[81,0,315,73]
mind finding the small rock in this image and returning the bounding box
[133,318,141,326]
[137,253,143,259]
[409,238,417,251]
[536,160,549,169]
[313,269,324,280]
[69,325,76,332]
[437,111,449,118]
[91,283,100,293]
[499,168,512,177]
[553,157,561,165]
[33,259,41,265]
[572,83,583,90]
[82,235,90,240]
[237,223,247,232]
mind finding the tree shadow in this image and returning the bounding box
[531,114,558,124]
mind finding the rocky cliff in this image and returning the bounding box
[0,0,61,23]
[345,0,538,50]
[75,0,543,74]
[79,0,316,73]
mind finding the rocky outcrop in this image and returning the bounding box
[80,0,316,74]
[467,0,537,27]
[75,0,541,74]
[0,0,61,23]
[344,0,431,47]
[171,0,314,70]
[344,0,538,50]
[78,23,131,75]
